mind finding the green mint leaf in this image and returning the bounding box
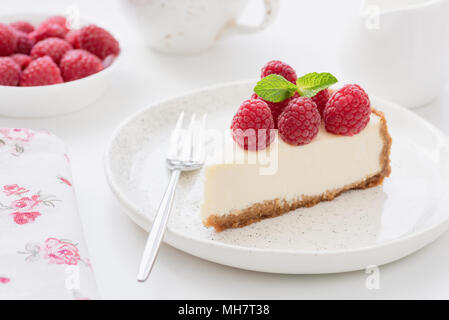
[296,72,338,98]
[254,74,298,103]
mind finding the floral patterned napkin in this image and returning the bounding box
[0,128,99,300]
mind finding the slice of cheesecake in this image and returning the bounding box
[201,108,392,232]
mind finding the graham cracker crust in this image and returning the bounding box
[204,108,392,232]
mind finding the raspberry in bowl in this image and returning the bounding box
[0,13,122,118]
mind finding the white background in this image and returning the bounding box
[2,0,449,299]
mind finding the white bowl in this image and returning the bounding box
[0,13,122,118]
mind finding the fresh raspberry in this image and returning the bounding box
[79,25,120,59]
[261,60,297,84]
[40,16,70,33]
[231,99,275,150]
[0,57,20,86]
[324,84,371,136]
[60,49,104,82]
[0,23,17,56]
[278,97,321,146]
[29,23,67,43]
[10,21,35,34]
[311,89,330,117]
[31,37,72,64]
[251,93,293,129]
[10,53,32,70]
[14,30,33,54]
[65,29,81,49]
[20,56,63,87]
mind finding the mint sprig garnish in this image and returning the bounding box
[296,72,338,98]
[254,72,338,102]
[253,74,298,103]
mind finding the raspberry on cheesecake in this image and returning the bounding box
[278,97,321,146]
[261,60,297,84]
[230,98,275,151]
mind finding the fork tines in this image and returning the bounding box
[168,112,207,165]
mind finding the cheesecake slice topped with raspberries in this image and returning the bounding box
[201,60,392,232]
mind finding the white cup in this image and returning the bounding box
[120,0,279,54]
[338,0,449,108]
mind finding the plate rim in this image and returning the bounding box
[104,79,449,257]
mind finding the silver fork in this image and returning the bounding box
[137,112,207,282]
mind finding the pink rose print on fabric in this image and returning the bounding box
[11,212,41,225]
[0,128,35,156]
[64,153,71,164]
[0,186,59,225]
[0,128,34,142]
[17,237,91,300]
[58,177,72,187]
[0,277,10,284]
[19,238,85,266]
[11,195,42,211]
[3,184,29,196]
[43,238,81,266]
[18,239,92,300]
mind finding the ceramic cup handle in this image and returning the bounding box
[224,0,279,36]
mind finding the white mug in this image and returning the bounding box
[120,0,279,54]
[338,0,449,108]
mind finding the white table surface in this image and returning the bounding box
[2,0,449,299]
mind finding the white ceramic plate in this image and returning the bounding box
[105,80,449,274]
[0,13,122,118]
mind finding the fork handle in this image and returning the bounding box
[137,169,181,282]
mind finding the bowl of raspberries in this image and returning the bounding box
[0,14,121,117]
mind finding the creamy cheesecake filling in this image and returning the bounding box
[201,112,386,221]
